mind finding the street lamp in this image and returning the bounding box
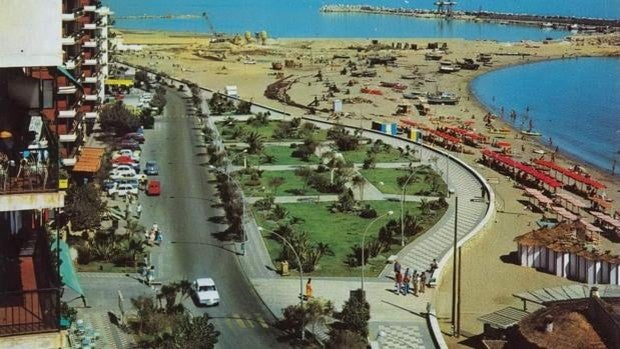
[400,171,417,247]
[361,210,394,293]
[259,227,306,342]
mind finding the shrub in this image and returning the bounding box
[358,205,377,219]
[76,245,92,265]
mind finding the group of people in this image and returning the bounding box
[145,223,163,246]
[392,259,438,296]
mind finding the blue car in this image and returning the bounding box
[144,160,159,175]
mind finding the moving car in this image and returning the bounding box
[193,278,220,306]
[108,183,139,197]
[146,180,161,196]
[144,160,159,175]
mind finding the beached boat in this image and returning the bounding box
[401,74,418,79]
[438,62,461,73]
[456,58,480,70]
[351,70,377,77]
[425,51,444,60]
[521,130,542,136]
[426,91,459,105]
[402,91,424,99]
[477,53,493,63]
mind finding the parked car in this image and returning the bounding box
[116,149,140,162]
[144,160,159,175]
[146,180,161,196]
[122,132,145,144]
[112,155,140,171]
[113,165,135,174]
[119,139,141,151]
[102,179,116,191]
[109,167,137,181]
[118,178,140,189]
[108,183,139,197]
[193,278,220,306]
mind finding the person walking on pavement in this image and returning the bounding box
[412,270,419,296]
[305,278,313,299]
[395,270,403,294]
[146,265,155,286]
[136,204,142,218]
[420,272,427,293]
[403,268,411,295]
[393,260,401,276]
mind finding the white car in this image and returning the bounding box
[109,168,137,181]
[193,278,220,306]
[108,183,139,197]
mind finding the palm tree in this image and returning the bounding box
[268,176,285,196]
[244,131,264,154]
[127,238,147,267]
[322,151,344,184]
[307,242,333,270]
[351,175,366,201]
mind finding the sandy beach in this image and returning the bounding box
[114,29,620,344]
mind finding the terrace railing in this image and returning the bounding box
[0,288,60,337]
[0,151,58,195]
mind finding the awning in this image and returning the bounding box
[52,239,84,296]
[478,306,529,329]
[105,78,134,87]
[73,147,105,173]
[57,66,83,89]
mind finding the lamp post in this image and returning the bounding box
[400,171,417,247]
[361,211,394,293]
[259,227,305,341]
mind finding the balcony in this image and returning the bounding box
[83,5,96,12]
[57,85,77,95]
[83,93,99,102]
[58,109,77,119]
[61,36,76,46]
[84,111,98,119]
[83,23,97,30]
[64,59,77,70]
[59,133,78,143]
[82,75,98,84]
[83,58,98,66]
[83,40,97,48]
[61,157,77,167]
[62,12,76,21]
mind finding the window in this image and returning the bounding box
[42,79,53,108]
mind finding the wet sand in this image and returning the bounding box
[115,29,620,344]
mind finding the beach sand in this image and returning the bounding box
[115,29,620,345]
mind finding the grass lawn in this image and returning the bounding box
[217,120,327,142]
[228,145,320,166]
[340,145,407,163]
[239,170,319,196]
[360,167,448,196]
[254,200,446,277]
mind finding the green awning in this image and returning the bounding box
[57,66,83,89]
[52,239,84,296]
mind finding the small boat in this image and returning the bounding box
[243,60,256,64]
[426,91,459,105]
[456,58,480,70]
[380,81,399,87]
[521,130,542,136]
[403,91,424,99]
[425,51,443,60]
[477,53,492,63]
[401,74,418,79]
[360,86,383,95]
[438,63,460,73]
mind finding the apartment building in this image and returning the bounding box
[0,0,109,347]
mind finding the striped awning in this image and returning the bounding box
[477,306,529,329]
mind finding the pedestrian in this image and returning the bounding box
[403,268,411,295]
[412,270,419,296]
[155,230,162,245]
[136,204,142,218]
[420,272,426,293]
[305,278,313,299]
[146,265,155,285]
[395,270,403,294]
[429,259,438,273]
[393,260,401,276]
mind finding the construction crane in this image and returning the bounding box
[202,12,225,40]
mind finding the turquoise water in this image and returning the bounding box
[105,0,580,41]
[471,57,620,173]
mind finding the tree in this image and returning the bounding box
[268,176,285,196]
[100,101,141,135]
[135,70,149,83]
[338,290,370,338]
[280,298,334,339]
[306,242,333,271]
[236,100,252,115]
[174,313,220,349]
[244,131,265,154]
[352,175,366,201]
[294,166,314,193]
[64,183,106,231]
[334,189,356,213]
[127,237,147,266]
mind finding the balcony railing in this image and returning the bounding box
[61,36,76,46]
[0,151,59,195]
[83,5,96,12]
[83,23,97,30]
[62,13,76,21]
[83,40,97,48]
[58,109,77,119]
[0,288,60,337]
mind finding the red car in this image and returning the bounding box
[122,132,145,144]
[146,180,161,196]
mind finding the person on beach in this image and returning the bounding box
[403,268,411,295]
[412,270,419,296]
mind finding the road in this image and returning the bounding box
[140,89,285,348]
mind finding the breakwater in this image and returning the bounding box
[320,5,620,31]
[115,14,201,20]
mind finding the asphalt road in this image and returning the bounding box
[140,89,285,348]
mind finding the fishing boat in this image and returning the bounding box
[402,91,424,99]
[477,53,492,63]
[456,58,480,70]
[426,91,459,105]
[401,74,418,79]
[425,51,444,61]
[438,61,460,73]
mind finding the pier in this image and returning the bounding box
[115,14,201,20]
[320,5,620,32]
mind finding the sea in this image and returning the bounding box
[471,57,620,173]
[104,0,620,173]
